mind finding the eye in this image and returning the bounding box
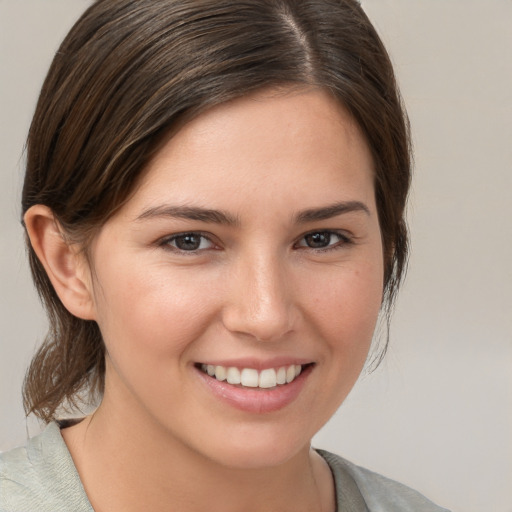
[163,233,214,252]
[295,231,350,250]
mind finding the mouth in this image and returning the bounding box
[195,363,314,390]
[194,361,315,413]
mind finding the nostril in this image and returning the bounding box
[219,261,296,341]
[221,306,295,342]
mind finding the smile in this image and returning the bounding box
[196,362,314,413]
[198,364,307,389]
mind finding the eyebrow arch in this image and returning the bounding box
[295,201,370,223]
[135,205,240,226]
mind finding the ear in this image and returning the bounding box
[24,205,96,320]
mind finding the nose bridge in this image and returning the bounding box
[222,247,294,341]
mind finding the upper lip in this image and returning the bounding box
[195,357,314,371]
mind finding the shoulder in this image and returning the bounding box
[318,450,451,512]
[0,422,93,512]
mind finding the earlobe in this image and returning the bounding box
[24,205,96,320]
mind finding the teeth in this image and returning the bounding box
[226,367,241,385]
[201,364,305,389]
[276,367,287,385]
[241,368,259,387]
[259,368,277,388]
[214,366,226,381]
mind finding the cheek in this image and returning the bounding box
[291,258,384,431]
[303,259,383,356]
[92,261,219,359]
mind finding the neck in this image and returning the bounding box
[62,394,335,512]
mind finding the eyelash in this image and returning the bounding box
[159,232,217,253]
[293,230,353,252]
[159,230,352,255]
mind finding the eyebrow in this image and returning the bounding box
[135,205,240,226]
[136,200,370,226]
[294,201,370,223]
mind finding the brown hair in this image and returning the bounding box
[22,0,411,422]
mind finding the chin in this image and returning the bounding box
[194,422,315,470]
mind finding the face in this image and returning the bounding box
[86,88,383,468]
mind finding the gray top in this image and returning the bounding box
[0,422,449,512]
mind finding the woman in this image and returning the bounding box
[0,1,448,510]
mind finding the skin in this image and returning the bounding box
[26,87,384,512]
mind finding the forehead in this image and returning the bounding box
[123,87,375,217]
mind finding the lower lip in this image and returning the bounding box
[196,365,313,414]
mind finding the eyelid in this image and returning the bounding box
[156,229,353,254]
[294,229,353,251]
[159,231,219,253]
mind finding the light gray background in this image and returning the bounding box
[1,2,511,511]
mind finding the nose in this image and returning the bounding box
[221,252,296,342]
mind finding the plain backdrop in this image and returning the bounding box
[1,2,511,511]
